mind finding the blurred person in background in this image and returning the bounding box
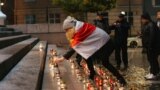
[141,13,160,80]
[94,13,111,34]
[109,12,130,71]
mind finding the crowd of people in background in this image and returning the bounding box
[94,12,130,71]
[94,11,160,80]
[53,11,160,88]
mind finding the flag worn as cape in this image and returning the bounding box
[71,21,110,59]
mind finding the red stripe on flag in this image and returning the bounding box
[71,23,96,47]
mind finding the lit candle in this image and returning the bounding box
[75,69,80,74]
[49,64,53,70]
[39,43,43,51]
[69,59,74,63]
[89,85,95,90]
[83,78,87,84]
[60,82,67,89]
[107,87,111,90]
[98,86,103,90]
[71,63,75,69]
[119,87,125,90]
[57,79,61,85]
[77,74,83,81]
[99,79,103,86]
[50,69,55,78]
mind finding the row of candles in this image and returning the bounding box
[49,49,123,90]
[49,49,67,90]
[93,65,121,90]
[69,59,98,90]
[49,49,97,90]
[78,59,121,90]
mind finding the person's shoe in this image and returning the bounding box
[145,73,151,78]
[145,73,157,80]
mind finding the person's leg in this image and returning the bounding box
[145,48,160,79]
[86,57,96,80]
[102,59,126,85]
[115,44,121,69]
[76,54,82,66]
[122,43,128,69]
[148,49,160,75]
[97,40,126,85]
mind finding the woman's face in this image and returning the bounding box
[65,27,75,41]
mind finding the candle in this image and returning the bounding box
[89,86,95,90]
[99,79,103,86]
[107,87,111,90]
[75,69,80,74]
[98,86,103,90]
[77,74,83,81]
[69,59,74,63]
[39,43,43,51]
[83,78,87,84]
[60,82,67,89]
[50,69,55,78]
[71,63,75,69]
[49,64,54,70]
[57,79,61,85]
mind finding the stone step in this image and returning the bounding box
[0,41,48,90]
[0,27,15,32]
[0,31,23,37]
[0,34,31,49]
[0,38,39,80]
[42,45,58,90]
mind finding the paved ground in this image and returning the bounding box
[110,47,160,90]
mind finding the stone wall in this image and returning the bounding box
[7,24,68,45]
[7,24,63,33]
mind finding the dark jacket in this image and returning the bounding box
[109,19,130,45]
[94,19,110,34]
[141,21,160,49]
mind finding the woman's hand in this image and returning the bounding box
[54,56,65,63]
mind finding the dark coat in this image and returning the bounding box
[94,19,110,34]
[109,19,130,45]
[141,21,160,50]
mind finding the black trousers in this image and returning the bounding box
[115,41,128,67]
[86,39,126,84]
[146,48,160,75]
[76,54,82,66]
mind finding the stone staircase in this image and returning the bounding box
[0,31,87,90]
[0,29,48,90]
[0,27,22,37]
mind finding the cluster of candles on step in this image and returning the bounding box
[93,65,121,90]
[69,59,97,90]
[49,49,122,90]
[49,49,67,90]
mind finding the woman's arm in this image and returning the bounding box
[54,48,76,63]
[63,48,75,60]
